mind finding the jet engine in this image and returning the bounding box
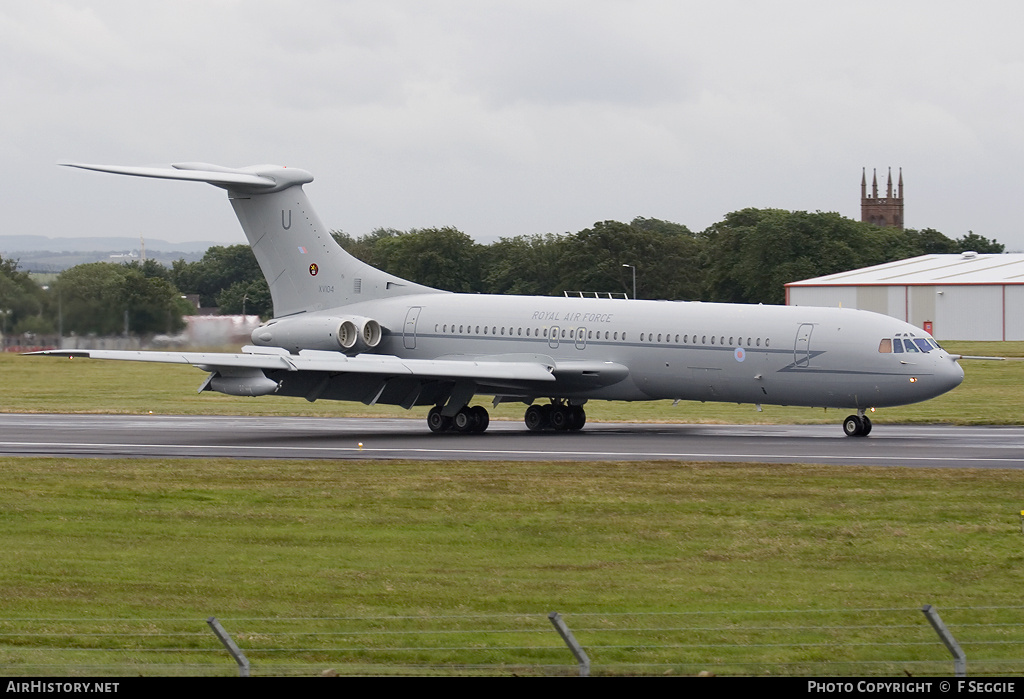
[251,315,383,353]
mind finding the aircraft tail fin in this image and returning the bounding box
[63,162,440,317]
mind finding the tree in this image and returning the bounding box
[0,255,51,334]
[955,231,1004,254]
[370,227,485,292]
[124,258,173,281]
[558,219,703,300]
[169,245,263,308]
[902,228,959,255]
[700,209,893,305]
[217,279,272,318]
[481,233,570,296]
[697,209,1008,305]
[56,263,187,335]
[332,228,402,268]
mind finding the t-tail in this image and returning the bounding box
[62,162,440,317]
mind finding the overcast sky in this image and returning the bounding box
[3,0,1023,251]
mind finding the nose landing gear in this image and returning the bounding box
[842,411,873,437]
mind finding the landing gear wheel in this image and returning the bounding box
[550,405,571,431]
[569,405,586,431]
[525,404,547,432]
[453,407,474,433]
[470,405,490,433]
[843,414,870,437]
[427,407,452,433]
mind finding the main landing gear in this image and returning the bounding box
[524,401,586,432]
[427,405,490,433]
[426,400,587,434]
[842,412,872,437]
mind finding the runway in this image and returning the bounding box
[1,413,1023,468]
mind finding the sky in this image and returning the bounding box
[3,0,1023,250]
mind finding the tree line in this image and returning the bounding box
[0,209,1003,337]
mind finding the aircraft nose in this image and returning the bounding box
[940,357,965,393]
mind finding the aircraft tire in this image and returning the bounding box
[470,405,490,433]
[861,415,872,436]
[428,407,452,433]
[525,404,547,431]
[569,405,586,431]
[453,407,474,433]
[843,414,867,437]
[550,405,571,431]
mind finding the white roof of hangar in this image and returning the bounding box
[786,253,1024,287]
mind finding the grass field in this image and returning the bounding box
[2,457,1024,675]
[1,342,1023,675]
[3,341,1023,425]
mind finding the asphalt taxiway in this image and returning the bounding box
[1,414,1022,468]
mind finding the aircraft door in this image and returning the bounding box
[793,323,813,368]
[548,326,560,349]
[403,306,422,350]
[574,326,587,350]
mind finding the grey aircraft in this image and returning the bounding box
[33,162,967,437]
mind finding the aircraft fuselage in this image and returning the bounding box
[269,293,964,411]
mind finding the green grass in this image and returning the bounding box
[3,341,1022,424]
[2,342,1023,674]
[2,458,1024,675]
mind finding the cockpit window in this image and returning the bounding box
[902,339,920,353]
[893,339,903,353]
[913,339,933,353]
[878,339,892,353]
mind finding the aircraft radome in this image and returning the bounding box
[32,162,967,437]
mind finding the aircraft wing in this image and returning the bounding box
[27,347,558,383]
[27,347,632,409]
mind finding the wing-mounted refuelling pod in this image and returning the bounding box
[200,369,281,397]
[251,315,383,354]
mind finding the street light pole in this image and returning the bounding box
[621,264,636,300]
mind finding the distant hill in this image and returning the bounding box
[0,235,220,272]
[0,235,218,254]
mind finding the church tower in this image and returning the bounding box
[861,167,904,229]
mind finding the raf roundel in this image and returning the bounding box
[309,263,319,276]
[734,347,746,362]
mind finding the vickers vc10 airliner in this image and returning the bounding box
[34,162,966,437]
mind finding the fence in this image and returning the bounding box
[1,606,1022,677]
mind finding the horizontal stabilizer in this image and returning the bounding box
[61,162,313,193]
